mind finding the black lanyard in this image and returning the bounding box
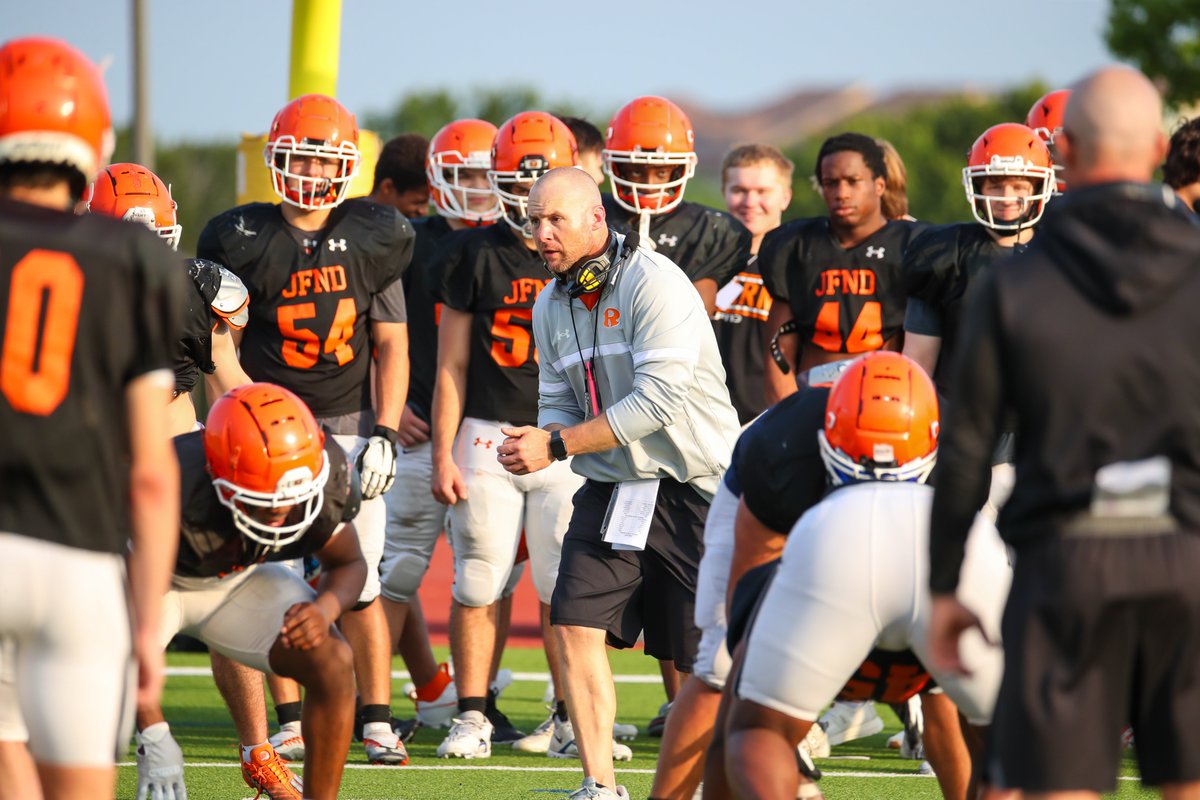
[569,295,604,417]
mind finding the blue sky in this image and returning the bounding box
[10,0,1117,143]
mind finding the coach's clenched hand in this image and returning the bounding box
[497,426,552,476]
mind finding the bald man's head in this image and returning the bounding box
[528,167,610,279]
[1060,66,1167,186]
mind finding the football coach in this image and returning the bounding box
[928,66,1200,798]
[497,166,740,800]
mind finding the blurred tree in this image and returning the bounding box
[780,83,1048,225]
[469,87,542,124]
[364,89,459,140]
[1106,0,1200,108]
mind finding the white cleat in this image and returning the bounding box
[818,701,883,746]
[800,723,831,759]
[568,777,630,799]
[547,716,632,761]
[436,710,493,759]
[268,723,305,762]
[512,712,555,753]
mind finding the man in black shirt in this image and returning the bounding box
[0,37,182,799]
[930,66,1200,797]
[134,383,367,800]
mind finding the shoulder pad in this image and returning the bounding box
[213,266,250,328]
[185,258,221,306]
[335,199,414,258]
[201,203,282,272]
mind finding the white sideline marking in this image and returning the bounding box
[115,762,1140,781]
[164,667,662,684]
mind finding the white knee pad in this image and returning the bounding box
[380,442,445,603]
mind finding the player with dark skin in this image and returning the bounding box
[764,148,889,402]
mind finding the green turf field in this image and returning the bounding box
[116,648,1155,799]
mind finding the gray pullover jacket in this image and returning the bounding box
[533,232,741,501]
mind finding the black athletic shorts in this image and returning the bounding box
[550,478,707,671]
[992,531,1200,792]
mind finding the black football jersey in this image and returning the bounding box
[714,255,773,424]
[196,199,414,418]
[0,198,183,554]
[759,218,925,363]
[902,223,1017,395]
[174,429,355,578]
[736,385,830,534]
[403,215,455,423]
[433,224,549,426]
[604,196,750,287]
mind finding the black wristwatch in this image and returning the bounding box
[549,430,568,461]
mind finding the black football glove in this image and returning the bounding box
[356,425,398,499]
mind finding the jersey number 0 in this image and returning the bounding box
[1,250,84,416]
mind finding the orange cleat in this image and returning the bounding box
[241,742,303,800]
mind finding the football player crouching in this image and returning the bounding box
[135,383,369,800]
[723,353,1012,800]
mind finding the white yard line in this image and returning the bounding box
[114,762,1142,781]
[164,666,662,684]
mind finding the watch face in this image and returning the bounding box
[551,432,568,460]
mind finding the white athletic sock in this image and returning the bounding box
[363,721,393,741]
[242,741,269,762]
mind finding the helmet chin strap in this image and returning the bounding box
[638,211,653,250]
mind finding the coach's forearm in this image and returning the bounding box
[557,413,622,456]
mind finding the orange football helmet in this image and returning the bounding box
[86,163,182,249]
[1025,89,1070,145]
[1026,89,1070,191]
[204,383,330,548]
[962,123,1054,231]
[0,37,114,189]
[264,94,360,211]
[602,96,697,216]
[819,352,939,485]
[488,112,577,236]
[427,119,501,226]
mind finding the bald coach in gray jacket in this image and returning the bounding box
[497,167,740,800]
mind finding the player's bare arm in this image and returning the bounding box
[280,522,368,651]
[692,277,718,317]
[726,498,786,610]
[902,331,942,381]
[763,300,797,403]
[371,319,408,431]
[125,371,181,710]
[430,307,472,504]
[206,320,253,395]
